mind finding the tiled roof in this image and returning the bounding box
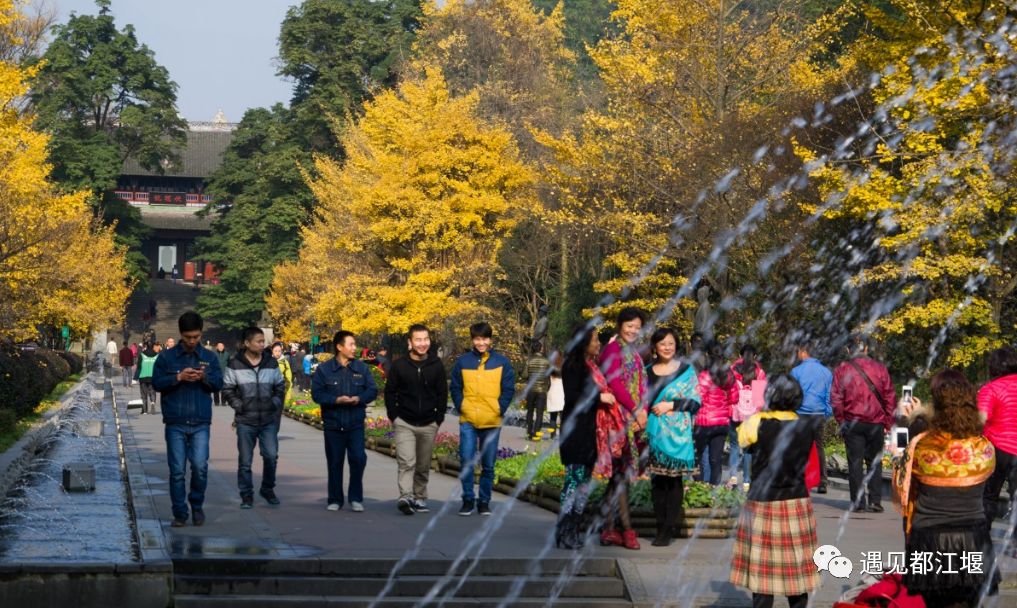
[122,129,233,179]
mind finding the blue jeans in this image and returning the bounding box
[165,423,210,520]
[324,428,366,505]
[728,422,752,483]
[237,422,279,498]
[459,422,500,504]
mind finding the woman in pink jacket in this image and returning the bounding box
[695,341,740,485]
[729,345,767,488]
[980,346,1017,521]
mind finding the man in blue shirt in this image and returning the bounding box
[790,341,833,494]
[311,331,378,512]
[151,311,224,527]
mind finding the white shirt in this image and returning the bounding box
[107,340,117,354]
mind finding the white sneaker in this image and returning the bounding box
[326,503,340,511]
[742,482,750,492]
[351,501,364,512]
[727,476,738,488]
[413,499,429,513]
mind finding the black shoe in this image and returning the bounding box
[398,498,415,515]
[260,489,280,505]
[556,516,579,549]
[458,499,475,516]
[478,502,492,516]
[171,518,187,528]
[192,509,205,526]
[816,485,828,494]
[850,505,867,513]
[867,504,884,513]
[240,496,254,509]
[651,527,672,547]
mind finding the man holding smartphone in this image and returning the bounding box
[152,311,224,527]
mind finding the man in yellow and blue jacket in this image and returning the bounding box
[450,322,516,516]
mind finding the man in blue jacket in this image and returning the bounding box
[790,340,833,494]
[311,330,378,512]
[151,311,224,527]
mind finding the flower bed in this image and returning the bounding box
[436,450,743,538]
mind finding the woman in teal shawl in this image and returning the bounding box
[645,327,701,546]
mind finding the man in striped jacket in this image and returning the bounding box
[222,327,287,509]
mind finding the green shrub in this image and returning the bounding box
[57,351,83,374]
[0,408,16,435]
[0,345,75,419]
[0,345,45,416]
[39,349,71,381]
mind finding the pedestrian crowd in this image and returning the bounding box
[105,307,1016,608]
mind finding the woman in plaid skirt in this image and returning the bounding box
[729,374,817,608]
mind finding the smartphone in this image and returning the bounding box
[901,384,913,404]
[895,427,909,450]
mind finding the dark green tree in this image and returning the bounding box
[533,0,616,82]
[29,0,187,285]
[196,106,312,329]
[278,0,423,151]
[196,0,422,330]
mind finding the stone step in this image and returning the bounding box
[123,280,231,346]
[174,574,626,598]
[172,557,620,579]
[173,595,633,608]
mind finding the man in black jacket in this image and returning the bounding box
[385,324,447,515]
[222,327,287,509]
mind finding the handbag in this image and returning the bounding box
[805,441,821,490]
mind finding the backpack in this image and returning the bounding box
[733,379,766,422]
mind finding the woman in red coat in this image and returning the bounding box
[695,341,739,485]
[979,346,1017,521]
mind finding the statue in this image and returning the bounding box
[531,304,550,350]
[693,285,713,338]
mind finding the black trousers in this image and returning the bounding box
[842,420,885,507]
[525,392,547,437]
[139,380,157,414]
[984,445,1017,520]
[694,424,728,485]
[651,475,684,536]
[752,593,807,608]
[800,414,828,486]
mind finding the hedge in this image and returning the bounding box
[0,344,81,419]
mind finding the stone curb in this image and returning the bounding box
[115,382,172,569]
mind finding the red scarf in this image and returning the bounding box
[591,359,627,477]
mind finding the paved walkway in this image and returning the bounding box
[114,382,1016,606]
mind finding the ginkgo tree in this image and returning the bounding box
[0,0,131,342]
[798,0,1017,371]
[267,66,537,341]
[534,0,828,332]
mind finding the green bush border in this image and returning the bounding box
[0,372,83,453]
